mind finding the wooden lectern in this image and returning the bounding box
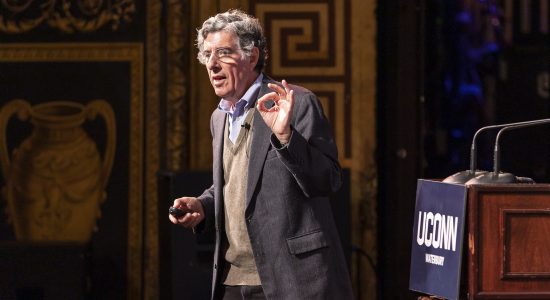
[466,184,550,299]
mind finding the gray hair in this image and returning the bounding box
[196,9,268,72]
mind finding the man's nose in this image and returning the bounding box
[206,54,219,69]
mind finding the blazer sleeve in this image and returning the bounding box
[273,90,342,198]
[194,184,215,234]
[195,112,218,233]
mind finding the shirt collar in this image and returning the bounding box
[218,73,263,114]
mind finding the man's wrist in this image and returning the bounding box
[275,130,292,145]
[272,130,292,149]
[277,138,289,145]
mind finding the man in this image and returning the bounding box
[169,9,354,300]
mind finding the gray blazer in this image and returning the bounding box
[198,75,354,299]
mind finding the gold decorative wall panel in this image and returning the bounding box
[0,99,116,242]
[0,43,144,299]
[0,0,179,299]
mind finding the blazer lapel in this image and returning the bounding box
[245,77,276,213]
[212,110,226,219]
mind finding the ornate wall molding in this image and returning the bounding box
[166,0,189,172]
[0,0,135,33]
[144,0,161,299]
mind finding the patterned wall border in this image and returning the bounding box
[250,0,352,165]
[0,42,145,299]
[144,0,161,299]
[166,0,189,172]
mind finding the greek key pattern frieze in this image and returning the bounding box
[250,0,351,162]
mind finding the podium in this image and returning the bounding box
[410,181,550,300]
[466,184,550,299]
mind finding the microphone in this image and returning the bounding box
[241,122,251,130]
[443,119,550,184]
[466,118,550,184]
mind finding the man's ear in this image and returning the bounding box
[249,47,260,70]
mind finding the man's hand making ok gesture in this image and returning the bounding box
[256,79,295,144]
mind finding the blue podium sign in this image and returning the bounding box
[409,179,467,300]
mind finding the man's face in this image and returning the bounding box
[202,31,259,103]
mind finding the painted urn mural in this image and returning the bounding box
[0,99,116,242]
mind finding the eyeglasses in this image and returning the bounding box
[198,47,241,64]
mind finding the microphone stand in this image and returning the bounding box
[466,118,550,184]
[443,119,547,184]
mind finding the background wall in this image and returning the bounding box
[2,1,547,300]
[0,0,378,299]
